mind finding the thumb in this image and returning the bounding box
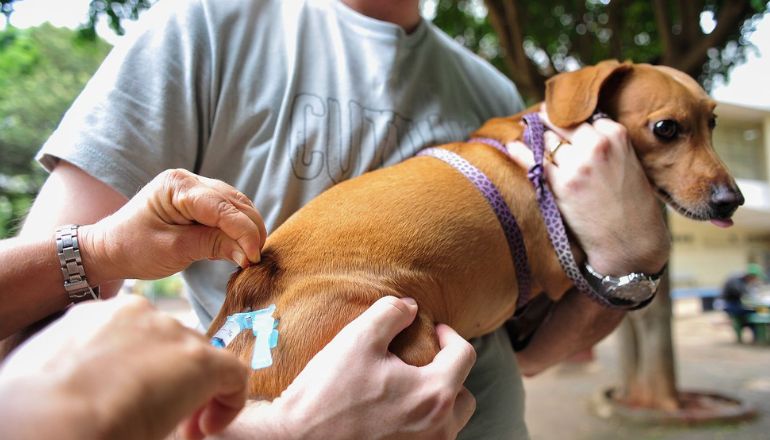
[338,296,418,354]
[505,140,535,170]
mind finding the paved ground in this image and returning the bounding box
[523,298,770,440]
[155,296,770,439]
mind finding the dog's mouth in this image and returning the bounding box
[655,187,735,228]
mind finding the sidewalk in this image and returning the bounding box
[523,298,770,440]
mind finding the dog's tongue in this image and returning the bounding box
[710,218,734,228]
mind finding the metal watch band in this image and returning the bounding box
[56,224,99,303]
[582,262,666,310]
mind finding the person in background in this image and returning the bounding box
[721,264,764,342]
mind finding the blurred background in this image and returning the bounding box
[2,0,770,438]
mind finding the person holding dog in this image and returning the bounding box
[4,0,669,438]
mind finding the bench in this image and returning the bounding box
[672,287,720,311]
[747,312,770,344]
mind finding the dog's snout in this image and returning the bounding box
[710,183,744,218]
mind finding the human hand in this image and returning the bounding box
[80,169,267,285]
[0,295,249,440]
[228,296,477,440]
[507,109,670,275]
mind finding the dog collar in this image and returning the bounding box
[519,113,597,298]
[417,147,532,309]
[210,304,280,370]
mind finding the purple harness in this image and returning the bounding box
[418,147,532,309]
[418,112,614,309]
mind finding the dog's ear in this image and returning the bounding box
[545,59,632,127]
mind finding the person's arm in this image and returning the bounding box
[0,162,266,338]
[515,289,624,376]
[508,110,670,375]
[0,162,129,338]
[0,295,249,440]
[210,296,478,440]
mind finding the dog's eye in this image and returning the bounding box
[653,120,679,140]
[708,116,717,129]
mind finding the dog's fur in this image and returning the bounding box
[208,60,743,399]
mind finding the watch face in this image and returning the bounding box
[583,263,661,309]
[606,278,657,302]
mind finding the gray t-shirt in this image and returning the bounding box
[38,0,529,437]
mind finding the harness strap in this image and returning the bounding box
[418,147,532,309]
[521,113,619,308]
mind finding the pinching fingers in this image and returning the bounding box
[428,323,476,387]
[169,174,265,266]
[198,176,268,251]
[181,187,262,265]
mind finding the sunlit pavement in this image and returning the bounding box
[524,298,770,440]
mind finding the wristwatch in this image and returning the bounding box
[56,224,100,304]
[581,262,666,310]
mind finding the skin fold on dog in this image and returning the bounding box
[209,60,744,399]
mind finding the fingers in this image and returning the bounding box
[590,117,630,154]
[159,169,266,266]
[337,296,418,354]
[505,141,535,170]
[206,346,250,408]
[188,224,249,267]
[177,187,262,264]
[178,342,249,439]
[197,176,268,251]
[453,387,477,433]
[506,110,621,171]
[198,394,246,436]
[199,352,249,435]
[538,110,575,141]
[427,323,476,387]
[540,110,627,155]
[178,408,205,440]
[534,112,633,185]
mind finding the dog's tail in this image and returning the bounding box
[206,249,283,338]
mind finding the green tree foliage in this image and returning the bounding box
[0,24,110,236]
[80,0,153,39]
[432,0,770,102]
[0,0,154,37]
[3,0,767,100]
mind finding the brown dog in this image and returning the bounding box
[209,60,743,399]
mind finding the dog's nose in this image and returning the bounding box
[710,183,744,218]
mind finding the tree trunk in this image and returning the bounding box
[616,268,680,411]
[484,0,548,101]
